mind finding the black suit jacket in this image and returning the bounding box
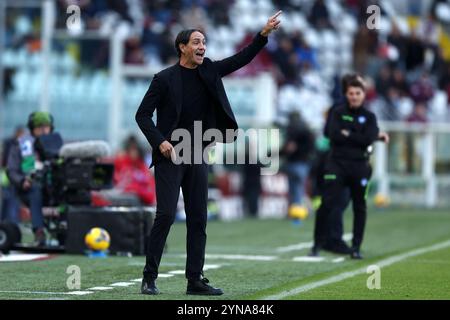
[135,33,268,167]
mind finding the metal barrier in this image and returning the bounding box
[374,121,450,207]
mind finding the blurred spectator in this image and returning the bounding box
[125,37,145,65]
[405,102,428,173]
[383,88,403,121]
[387,23,408,69]
[353,24,372,74]
[389,68,410,97]
[345,0,364,19]
[3,0,449,128]
[405,29,425,71]
[272,0,301,11]
[363,76,378,102]
[353,0,374,25]
[270,35,300,84]
[207,0,231,26]
[281,111,315,206]
[308,0,332,29]
[294,32,319,70]
[375,65,392,98]
[439,62,450,104]
[410,72,435,104]
[241,140,262,218]
[438,62,450,90]
[113,135,156,205]
[158,28,179,65]
[108,0,134,23]
[180,4,208,30]
[2,68,15,98]
[144,0,181,24]
[407,102,428,123]
[417,14,440,48]
[80,39,110,70]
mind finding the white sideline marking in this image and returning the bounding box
[332,257,345,263]
[0,265,224,298]
[110,282,135,287]
[175,253,278,261]
[203,264,222,270]
[127,261,183,267]
[0,290,93,296]
[263,239,450,300]
[206,254,277,261]
[292,257,345,263]
[0,254,49,262]
[130,266,221,282]
[87,287,114,291]
[158,273,175,277]
[276,242,313,253]
[167,264,223,275]
[276,233,353,253]
[129,273,174,282]
[168,270,185,275]
[65,291,94,295]
[292,256,325,262]
[342,234,352,241]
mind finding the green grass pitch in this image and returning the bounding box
[0,208,449,300]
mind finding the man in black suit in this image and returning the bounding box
[136,11,282,295]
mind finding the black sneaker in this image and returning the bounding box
[350,249,363,260]
[186,278,223,296]
[141,278,160,295]
[324,241,352,254]
[308,246,320,257]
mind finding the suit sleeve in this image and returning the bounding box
[135,75,166,151]
[347,113,379,147]
[6,143,25,188]
[213,33,268,77]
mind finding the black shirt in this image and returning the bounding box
[177,65,211,136]
[323,97,346,138]
[328,103,379,161]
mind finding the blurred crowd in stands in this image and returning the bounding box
[4,0,450,221]
[3,0,450,124]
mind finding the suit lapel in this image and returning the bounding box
[171,63,183,116]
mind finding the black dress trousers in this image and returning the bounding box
[143,146,208,281]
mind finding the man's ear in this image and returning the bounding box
[179,43,186,55]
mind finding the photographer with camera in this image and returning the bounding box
[6,112,55,246]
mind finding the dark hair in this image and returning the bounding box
[123,135,145,159]
[341,73,363,95]
[174,29,205,57]
[341,73,365,94]
[345,78,366,93]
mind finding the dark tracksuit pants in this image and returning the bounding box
[314,157,372,250]
[143,150,208,281]
[327,188,350,245]
[313,151,351,246]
